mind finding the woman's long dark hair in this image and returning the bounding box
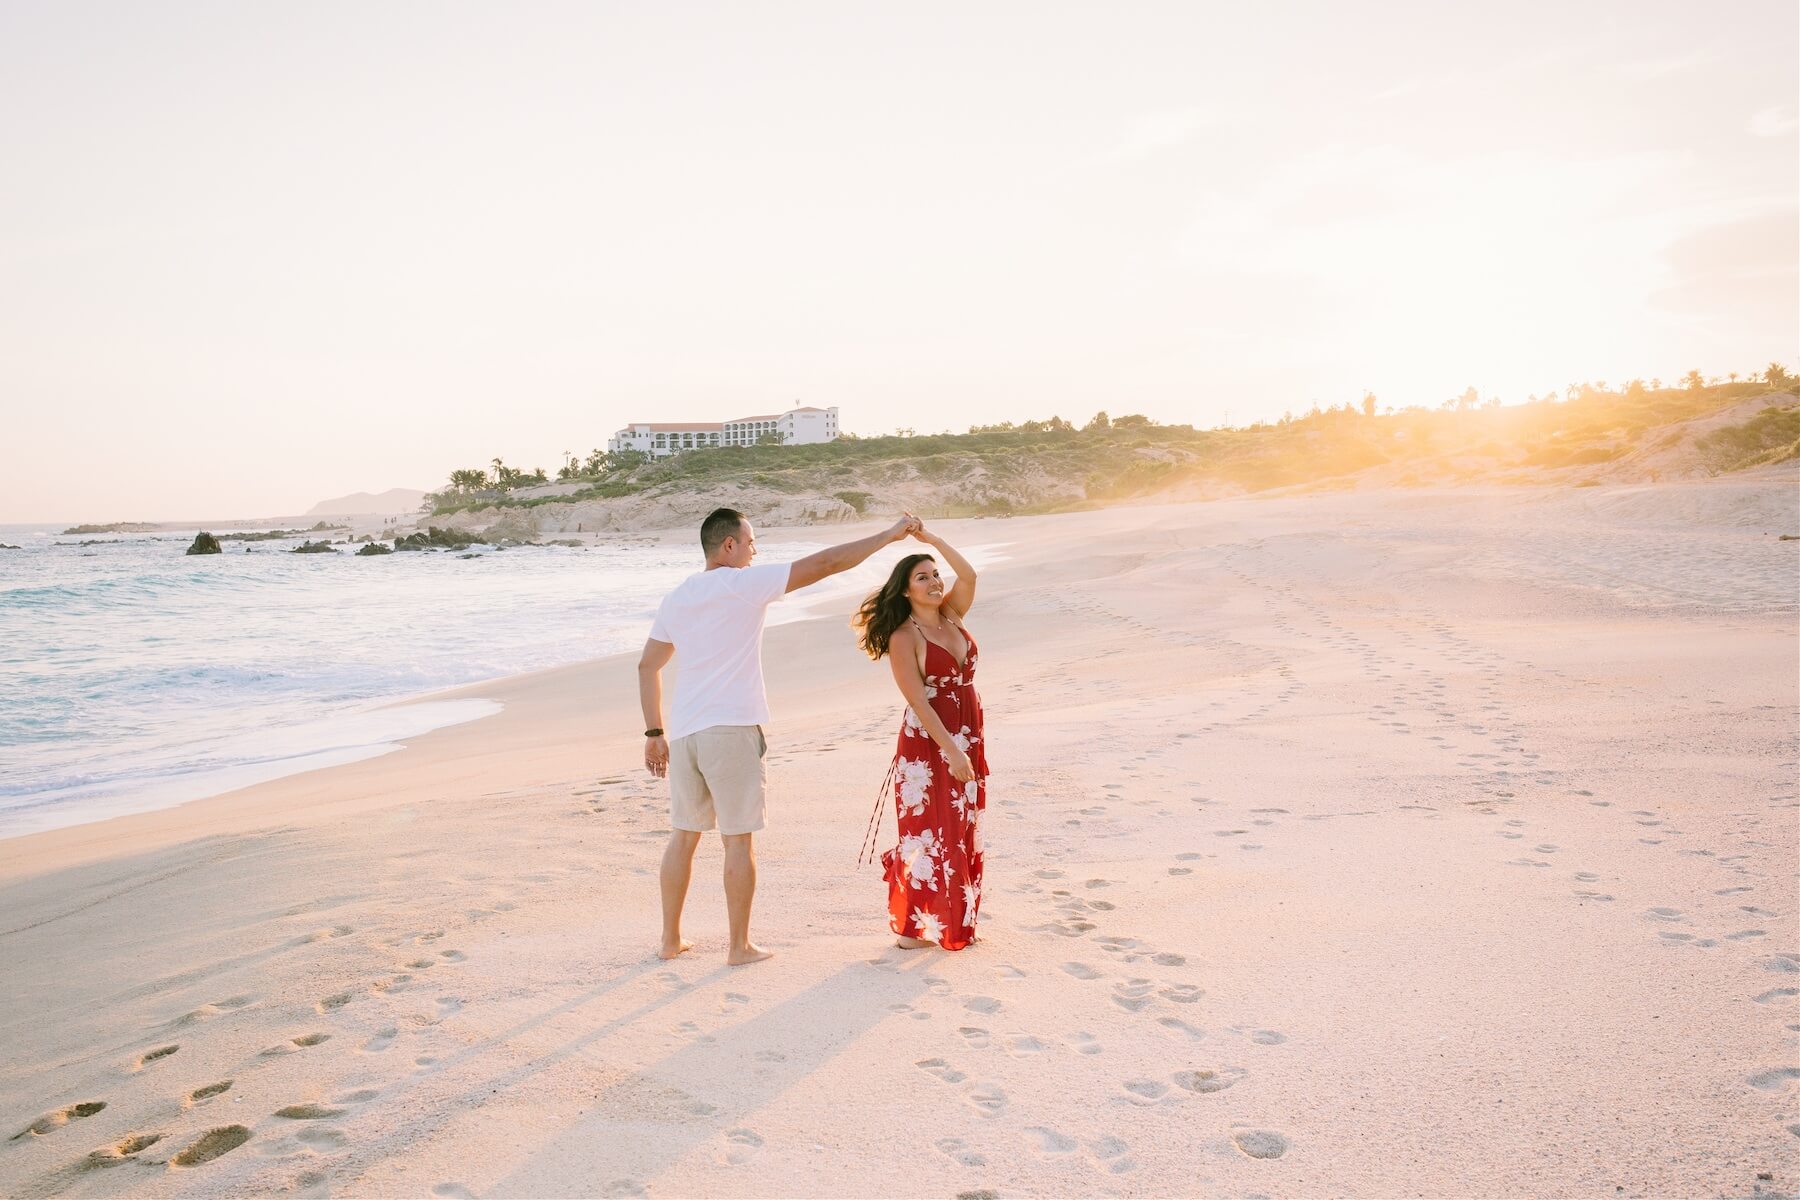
[854,553,934,660]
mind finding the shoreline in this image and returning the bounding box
[0,517,1009,870]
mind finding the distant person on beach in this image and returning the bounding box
[854,523,986,950]
[639,507,920,965]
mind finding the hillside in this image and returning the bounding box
[307,488,429,516]
[421,383,1798,536]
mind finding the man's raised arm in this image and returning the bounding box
[785,514,917,593]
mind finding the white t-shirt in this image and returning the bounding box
[648,561,792,741]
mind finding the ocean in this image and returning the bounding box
[0,522,868,838]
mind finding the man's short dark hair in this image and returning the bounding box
[701,507,748,557]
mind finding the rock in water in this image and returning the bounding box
[186,532,222,555]
[356,543,393,556]
[291,540,338,554]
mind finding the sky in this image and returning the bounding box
[1,1,1794,522]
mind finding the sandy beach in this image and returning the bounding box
[1,481,1795,1199]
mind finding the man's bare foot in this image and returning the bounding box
[896,935,935,949]
[727,943,774,966]
[658,938,694,960]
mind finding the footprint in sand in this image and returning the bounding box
[721,1128,764,1165]
[1088,1135,1138,1174]
[1113,981,1154,1012]
[1250,1030,1287,1045]
[1024,1126,1078,1154]
[1068,1032,1103,1055]
[276,1104,347,1120]
[171,1125,251,1166]
[1159,1016,1205,1040]
[363,1026,398,1053]
[298,1127,349,1149]
[134,1045,180,1070]
[917,1058,968,1084]
[10,1102,106,1140]
[186,1081,233,1106]
[1175,1067,1243,1094]
[963,996,1002,1014]
[1746,1068,1800,1092]
[1005,1035,1045,1056]
[317,992,352,1013]
[1232,1129,1290,1159]
[85,1131,166,1167]
[936,1136,987,1167]
[1161,984,1204,1004]
[1643,908,1684,923]
[1754,988,1799,1004]
[966,1084,1007,1117]
[1122,1079,1169,1103]
[1062,963,1101,980]
[432,1186,477,1199]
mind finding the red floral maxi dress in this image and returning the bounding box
[882,617,988,950]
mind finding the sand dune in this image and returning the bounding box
[0,482,1794,1198]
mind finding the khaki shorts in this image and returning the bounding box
[669,725,768,835]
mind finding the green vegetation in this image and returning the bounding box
[1695,404,1800,472]
[422,365,1795,521]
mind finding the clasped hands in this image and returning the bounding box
[887,512,937,545]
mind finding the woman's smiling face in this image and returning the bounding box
[906,557,943,608]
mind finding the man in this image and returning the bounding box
[638,506,918,965]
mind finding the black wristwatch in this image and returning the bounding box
[644,728,664,738]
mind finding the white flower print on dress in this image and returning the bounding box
[962,880,981,913]
[896,757,933,817]
[912,909,945,944]
[899,829,941,891]
[939,726,975,768]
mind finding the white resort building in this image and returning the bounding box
[607,405,839,458]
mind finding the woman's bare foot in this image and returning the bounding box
[727,943,774,966]
[657,938,694,960]
[895,935,936,949]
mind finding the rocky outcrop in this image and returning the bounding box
[291,541,338,554]
[64,522,159,535]
[185,532,222,555]
[394,527,480,551]
[356,542,394,556]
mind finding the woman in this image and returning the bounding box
[853,524,986,950]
